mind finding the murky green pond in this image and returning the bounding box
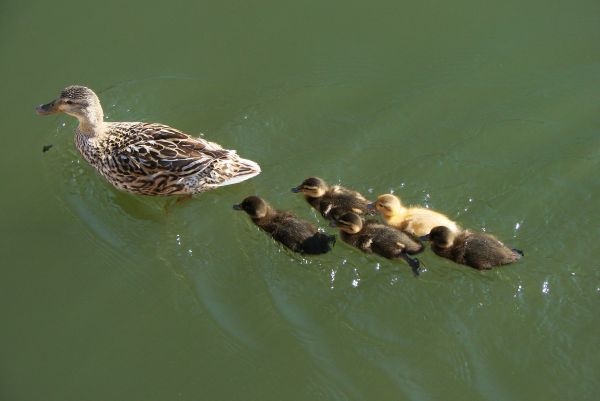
[1,0,599,400]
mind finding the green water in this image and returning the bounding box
[1,0,599,400]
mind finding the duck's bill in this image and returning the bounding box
[291,186,301,193]
[419,234,430,241]
[232,204,242,210]
[36,100,58,115]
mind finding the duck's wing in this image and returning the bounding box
[112,123,230,172]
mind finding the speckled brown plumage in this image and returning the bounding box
[37,85,261,196]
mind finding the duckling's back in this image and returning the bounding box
[462,232,522,269]
[260,212,334,255]
[395,208,459,237]
[435,231,522,269]
[319,186,371,220]
[367,222,424,257]
[342,220,423,257]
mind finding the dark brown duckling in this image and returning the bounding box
[420,226,523,270]
[233,196,335,255]
[291,177,373,221]
[333,212,424,275]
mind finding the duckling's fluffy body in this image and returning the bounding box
[234,196,335,255]
[335,212,423,273]
[37,86,260,195]
[373,194,459,237]
[292,177,372,221]
[424,226,522,269]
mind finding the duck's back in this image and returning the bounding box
[342,220,422,257]
[396,207,459,237]
[434,231,521,269]
[319,186,370,219]
[258,212,333,254]
[462,232,521,269]
[78,122,259,195]
[368,223,424,256]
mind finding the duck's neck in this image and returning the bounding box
[75,107,105,137]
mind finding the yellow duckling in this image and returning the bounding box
[369,194,459,237]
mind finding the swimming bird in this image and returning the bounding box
[332,212,423,275]
[420,226,523,269]
[291,177,372,221]
[36,85,261,195]
[233,196,335,255]
[369,194,459,237]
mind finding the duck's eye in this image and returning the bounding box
[65,100,74,105]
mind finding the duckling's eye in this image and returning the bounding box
[65,100,74,105]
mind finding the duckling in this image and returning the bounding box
[370,194,459,237]
[420,226,523,270]
[233,196,335,255]
[333,212,423,275]
[291,177,372,221]
[36,85,260,195]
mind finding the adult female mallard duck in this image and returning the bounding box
[369,194,459,237]
[420,226,523,270]
[36,85,261,195]
[291,177,373,221]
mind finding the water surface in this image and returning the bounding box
[1,0,599,400]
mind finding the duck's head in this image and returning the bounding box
[420,226,455,248]
[331,212,363,234]
[368,194,402,217]
[36,85,103,130]
[291,177,328,197]
[233,196,270,219]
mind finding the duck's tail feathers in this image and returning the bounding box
[219,157,262,187]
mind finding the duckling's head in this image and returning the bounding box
[233,196,270,219]
[333,212,363,234]
[36,85,103,130]
[421,226,455,248]
[370,194,403,217]
[291,177,328,198]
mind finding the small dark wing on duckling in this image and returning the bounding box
[463,233,522,269]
